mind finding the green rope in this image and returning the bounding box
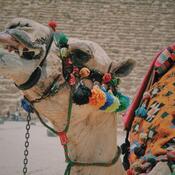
[64,162,74,175]
[64,146,121,175]
[30,89,121,175]
[60,91,121,175]
[64,92,73,133]
[32,90,72,136]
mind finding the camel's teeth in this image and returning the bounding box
[18,46,23,56]
[29,48,40,55]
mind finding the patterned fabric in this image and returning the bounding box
[128,43,175,174]
[155,43,175,76]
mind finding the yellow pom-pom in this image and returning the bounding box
[79,67,90,78]
[105,96,120,112]
[89,85,106,108]
[60,47,69,59]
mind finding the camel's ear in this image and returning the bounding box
[111,59,136,77]
[5,18,32,30]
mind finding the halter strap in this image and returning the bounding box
[15,33,54,90]
[22,90,121,175]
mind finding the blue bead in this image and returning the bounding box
[135,105,148,118]
[21,99,33,113]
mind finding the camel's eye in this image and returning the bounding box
[71,49,91,66]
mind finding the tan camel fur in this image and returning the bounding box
[0,18,136,175]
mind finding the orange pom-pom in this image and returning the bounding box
[48,21,57,31]
[79,67,90,78]
[89,85,106,108]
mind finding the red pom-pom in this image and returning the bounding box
[48,21,57,31]
[69,74,76,86]
[73,66,79,74]
[127,169,135,175]
[102,73,112,83]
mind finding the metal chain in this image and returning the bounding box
[23,112,31,175]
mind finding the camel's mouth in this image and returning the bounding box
[0,29,43,60]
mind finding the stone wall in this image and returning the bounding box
[0,0,175,115]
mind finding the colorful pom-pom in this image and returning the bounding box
[72,84,91,105]
[68,73,76,86]
[65,58,73,66]
[73,66,79,74]
[54,32,68,48]
[100,88,114,110]
[60,47,69,59]
[127,169,135,175]
[116,92,130,112]
[79,67,90,78]
[48,21,57,31]
[110,78,120,86]
[105,96,120,112]
[59,33,68,47]
[89,85,106,108]
[102,73,112,83]
[89,70,103,82]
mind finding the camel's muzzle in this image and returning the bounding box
[0,30,42,60]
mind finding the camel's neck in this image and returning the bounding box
[67,107,125,175]
[22,51,124,175]
[25,91,125,175]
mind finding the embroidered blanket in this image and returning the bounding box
[127,43,175,174]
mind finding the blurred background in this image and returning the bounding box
[0,0,175,174]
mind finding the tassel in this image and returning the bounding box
[116,92,130,112]
[21,99,33,113]
[135,104,147,118]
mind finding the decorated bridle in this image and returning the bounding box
[18,23,130,175]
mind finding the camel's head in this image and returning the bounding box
[0,18,53,85]
[0,18,135,93]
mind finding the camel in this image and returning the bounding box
[0,18,136,175]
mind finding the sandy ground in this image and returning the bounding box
[0,121,125,175]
